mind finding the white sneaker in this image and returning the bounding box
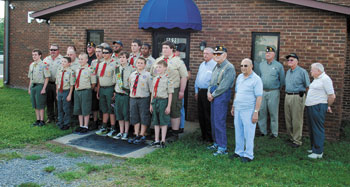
[121,133,128,140]
[308,153,323,159]
[307,150,312,153]
[106,129,116,137]
[113,132,123,140]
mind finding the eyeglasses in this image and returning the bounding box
[102,52,110,54]
[287,59,294,62]
[214,53,223,56]
[50,49,58,51]
[240,65,249,67]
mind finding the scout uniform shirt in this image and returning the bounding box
[70,58,80,72]
[44,54,63,83]
[74,64,96,90]
[141,55,155,72]
[112,53,120,64]
[28,60,51,84]
[55,67,75,91]
[151,55,188,89]
[151,74,174,99]
[97,58,117,87]
[91,58,104,76]
[129,52,140,66]
[129,70,152,98]
[114,64,135,95]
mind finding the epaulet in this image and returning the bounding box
[44,61,48,64]
[111,59,114,62]
[88,65,91,67]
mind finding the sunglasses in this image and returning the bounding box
[214,53,223,56]
[240,65,249,67]
[287,59,294,62]
[102,52,110,54]
[50,49,58,51]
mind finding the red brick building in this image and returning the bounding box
[3,0,350,140]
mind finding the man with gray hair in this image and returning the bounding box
[195,47,217,142]
[305,62,335,159]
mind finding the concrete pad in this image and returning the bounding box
[52,121,199,158]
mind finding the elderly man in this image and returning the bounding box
[256,46,285,138]
[195,47,216,142]
[231,58,262,162]
[305,63,335,159]
[44,44,63,123]
[87,42,97,65]
[207,46,236,156]
[67,49,80,72]
[284,53,310,148]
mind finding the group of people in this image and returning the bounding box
[195,46,335,162]
[28,40,188,148]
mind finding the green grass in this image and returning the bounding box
[0,86,71,149]
[0,151,22,161]
[24,154,45,160]
[77,162,113,174]
[65,151,83,158]
[45,143,65,154]
[43,166,56,173]
[18,182,41,187]
[57,171,86,182]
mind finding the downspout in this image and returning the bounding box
[4,0,9,84]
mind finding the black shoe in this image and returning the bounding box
[74,126,82,133]
[255,133,266,137]
[79,127,89,134]
[128,136,140,144]
[285,138,293,143]
[178,128,184,133]
[269,134,277,139]
[160,141,166,148]
[89,121,99,131]
[32,120,40,126]
[46,119,54,124]
[150,141,160,147]
[229,153,241,160]
[60,125,70,130]
[39,121,45,126]
[241,157,253,163]
[290,143,300,148]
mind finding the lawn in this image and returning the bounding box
[1,82,350,186]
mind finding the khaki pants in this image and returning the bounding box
[284,94,306,145]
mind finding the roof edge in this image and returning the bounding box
[277,0,350,15]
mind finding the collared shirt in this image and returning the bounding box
[129,52,141,65]
[151,74,174,99]
[97,58,117,86]
[305,72,334,106]
[75,64,96,90]
[151,55,188,88]
[142,55,155,72]
[234,72,263,111]
[195,59,217,94]
[129,70,152,98]
[88,53,97,66]
[55,67,75,90]
[114,64,135,94]
[285,66,310,93]
[70,58,80,72]
[208,59,236,98]
[91,58,104,75]
[257,59,285,89]
[28,60,51,84]
[43,54,63,82]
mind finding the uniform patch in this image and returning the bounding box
[143,75,147,79]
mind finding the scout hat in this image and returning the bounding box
[266,46,275,52]
[285,53,299,60]
[87,42,96,48]
[113,40,123,47]
[214,45,227,53]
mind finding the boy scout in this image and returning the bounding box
[112,51,135,140]
[44,44,63,123]
[55,56,75,130]
[90,45,104,130]
[28,49,51,126]
[96,47,118,136]
[151,41,188,138]
[128,57,153,144]
[73,53,96,134]
[129,39,142,66]
[140,43,155,72]
[150,60,174,148]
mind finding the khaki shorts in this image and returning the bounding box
[170,88,182,118]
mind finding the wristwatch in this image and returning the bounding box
[254,110,259,113]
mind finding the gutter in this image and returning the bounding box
[4,0,9,84]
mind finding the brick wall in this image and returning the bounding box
[342,18,350,120]
[7,0,70,88]
[8,0,348,140]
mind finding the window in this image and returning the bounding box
[251,32,280,63]
[86,30,104,46]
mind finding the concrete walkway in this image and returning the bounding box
[53,121,199,158]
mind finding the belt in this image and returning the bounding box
[286,92,299,95]
[76,88,90,91]
[263,89,279,92]
[116,92,128,96]
[198,88,208,92]
[49,81,55,84]
[32,83,43,87]
[100,85,114,88]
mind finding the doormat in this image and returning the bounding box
[68,134,148,156]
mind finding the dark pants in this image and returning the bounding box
[197,88,212,142]
[306,103,328,154]
[57,90,71,127]
[211,89,231,150]
[46,82,57,120]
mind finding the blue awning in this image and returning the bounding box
[139,0,202,31]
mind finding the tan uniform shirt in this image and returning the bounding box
[129,52,141,66]
[91,58,103,75]
[112,53,120,64]
[55,67,75,90]
[129,70,152,98]
[75,64,96,90]
[43,54,63,82]
[151,55,188,88]
[141,55,155,72]
[114,64,135,95]
[28,60,51,84]
[97,58,117,87]
[151,74,174,99]
[70,58,80,72]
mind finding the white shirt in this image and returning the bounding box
[305,72,334,106]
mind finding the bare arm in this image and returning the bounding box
[41,78,49,94]
[327,94,336,113]
[252,96,262,123]
[178,77,187,99]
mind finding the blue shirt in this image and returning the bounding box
[234,72,263,111]
[258,59,285,89]
[208,59,236,98]
[285,66,310,93]
[195,59,217,94]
